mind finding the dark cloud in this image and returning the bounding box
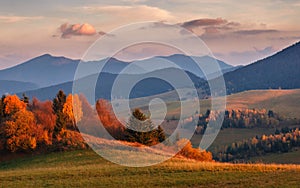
[60,23,97,38]
[203,26,220,34]
[226,21,241,27]
[272,35,300,41]
[98,31,106,35]
[181,18,228,29]
[179,18,241,38]
[98,31,115,37]
[234,29,279,35]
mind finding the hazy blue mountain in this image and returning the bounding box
[224,41,300,94]
[0,53,233,96]
[19,68,209,101]
[0,54,79,88]
[0,54,142,88]
[133,54,234,79]
[0,80,38,95]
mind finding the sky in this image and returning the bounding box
[0,0,300,69]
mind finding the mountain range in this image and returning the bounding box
[0,54,233,96]
[0,41,300,100]
[16,67,209,101]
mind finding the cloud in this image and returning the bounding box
[60,23,97,38]
[274,35,300,41]
[181,18,228,29]
[98,31,106,36]
[179,18,241,37]
[0,15,43,23]
[98,31,115,37]
[234,29,279,35]
[81,5,174,21]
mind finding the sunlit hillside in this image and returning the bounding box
[1,150,300,187]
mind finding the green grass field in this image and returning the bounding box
[249,149,300,164]
[191,128,276,150]
[1,149,300,187]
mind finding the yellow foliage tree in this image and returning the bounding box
[63,94,83,129]
[3,95,26,116]
[3,110,37,152]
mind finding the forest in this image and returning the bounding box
[195,108,299,134]
[0,91,212,162]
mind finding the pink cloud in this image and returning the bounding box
[60,23,97,38]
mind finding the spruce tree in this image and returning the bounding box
[52,90,67,137]
[125,109,166,146]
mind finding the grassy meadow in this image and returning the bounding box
[1,149,300,187]
[131,89,300,121]
[249,149,300,164]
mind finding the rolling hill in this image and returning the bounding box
[0,150,299,187]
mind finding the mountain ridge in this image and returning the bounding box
[223,41,300,94]
[0,53,234,95]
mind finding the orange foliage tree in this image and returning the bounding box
[3,110,37,152]
[30,98,56,146]
[63,94,83,130]
[176,139,213,161]
[96,99,124,140]
[3,95,26,116]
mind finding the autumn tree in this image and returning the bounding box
[176,139,213,161]
[0,95,27,150]
[3,95,26,117]
[79,94,93,116]
[30,98,56,145]
[63,94,83,131]
[96,99,124,140]
[3,110,37,152]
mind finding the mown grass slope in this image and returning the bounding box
[249,149,300,164]
[1,150,300,187]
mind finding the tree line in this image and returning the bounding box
[214,127,300,162]
[0,91,87,153]
[195,109,291,134]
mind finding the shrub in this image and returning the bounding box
[176,139,213,161]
